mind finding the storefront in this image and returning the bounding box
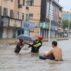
[0,16,3,38]
[40,22,49,39]
[0,28,3,38]
[9,18,22,38]
[1,16,22,38]
[51,25,58,38]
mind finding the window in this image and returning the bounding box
[23,0,25,5]
[17,29,24,36]
[26,13,33,21]
[27,0,34,6]
[2,18,9,27]
[29,14,33,20]
[4,0,13,2]
[15,12,19,19]
[26,14,29,21]
[22,13,24,20]
[0,6,2,16]
[0,6,2,26]
[10,10,14,18]
[18,0,25,8]
[19,13,22,19]
[17,12,19,19]
[3,8,8,16]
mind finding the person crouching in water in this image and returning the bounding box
[39,41,63,61]
[14,38,24,54]
[28,36,43,54]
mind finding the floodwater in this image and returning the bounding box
[0,39,71,71]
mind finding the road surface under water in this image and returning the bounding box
[0,39,71,71]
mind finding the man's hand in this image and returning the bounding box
[24,42,33,46]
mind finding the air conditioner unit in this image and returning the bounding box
[26,6,29,10]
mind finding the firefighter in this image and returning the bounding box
[28,36,43,53]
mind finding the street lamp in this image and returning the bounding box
[48,0,53,42]
[68,11,71,39]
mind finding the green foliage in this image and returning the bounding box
[62,20,71,29]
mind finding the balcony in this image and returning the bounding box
[14,12,23,20]
[0,8,23,28]
[1,16,9,28]
[0,15,22,28]
[9,18,22,28]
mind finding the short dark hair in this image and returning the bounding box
[52,41,57,47]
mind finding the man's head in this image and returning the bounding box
[52,41,57,48]
[19,38,23,42]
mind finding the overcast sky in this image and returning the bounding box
[59,0,71,11]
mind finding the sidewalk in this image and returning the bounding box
[0,39,18,45]
[43,37,68,42]
[0,37,68,45]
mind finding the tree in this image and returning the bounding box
[62,20,71,29]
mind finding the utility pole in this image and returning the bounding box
[48,0,53,42]
[68,11,71,39]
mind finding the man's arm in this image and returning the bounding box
[44,50,52,57]
[24,42,33,47]
[33,42,42,48]
[60,48,63,60]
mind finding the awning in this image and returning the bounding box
[40,22,49,29]
[22,22,37,30]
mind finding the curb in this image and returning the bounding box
[0,38,69,45]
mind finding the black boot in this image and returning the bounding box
[39,56,47,60]
[14,45,21,54]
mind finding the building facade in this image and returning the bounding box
[0,0,41,38]
[17,0,41,38]
[62,11,71,21]
[0,0,23,38]
[40,0,62,39]
[0,0,62,39]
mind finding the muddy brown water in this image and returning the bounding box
[0,39,71,71]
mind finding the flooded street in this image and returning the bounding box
[0,39,71,71]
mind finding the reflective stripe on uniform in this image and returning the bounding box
[33,43,41,48]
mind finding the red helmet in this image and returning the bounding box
[37,36,43,40]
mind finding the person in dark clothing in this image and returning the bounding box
[14,36,43,54]
[14,39,24,54]
[39,53,55,60]
[28,36,43,53]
